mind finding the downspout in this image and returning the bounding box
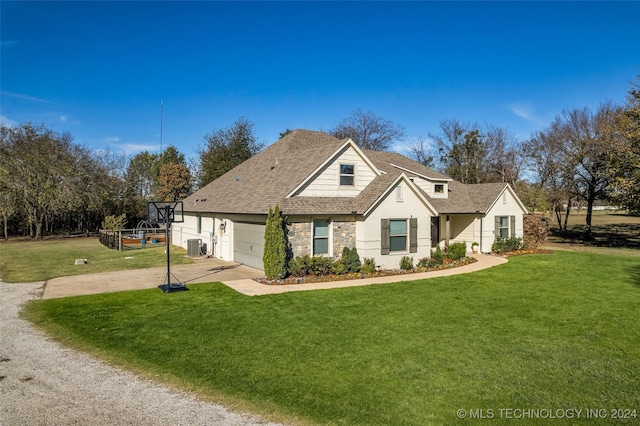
[479,213,483,253]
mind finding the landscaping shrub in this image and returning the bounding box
[492,237,524,254]
[361,257,377,274]
[309,256,333,275]
[263,205,288,279]
[399,256,413,270]
[344,247,361,272]
[288,255,312,277]
[447,242,467,260]
[431,245,444,265]
[101,213,127,230]
[333,247,362,274]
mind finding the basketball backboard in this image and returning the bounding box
[148,201,184,225]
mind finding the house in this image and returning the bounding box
[173,130,528,270]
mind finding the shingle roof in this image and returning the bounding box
[364,150,452,180]
[184,129,511,216]
[183,130,347,214]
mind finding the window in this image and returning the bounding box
[498,216,509,238]
[390,220,407,252]
[340,164,355,186]
[435,184,444,194]
[313,219,329,255]
[382,218,417,254]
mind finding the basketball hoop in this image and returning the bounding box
[148,201,187,293]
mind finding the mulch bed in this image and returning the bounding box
[254,257,478,286]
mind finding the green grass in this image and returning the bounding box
[23,251,640,425]
[0,238,192,282]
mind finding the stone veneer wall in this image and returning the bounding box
[332,220,356,257]
[286,221,312,257]
[286,220,356,259]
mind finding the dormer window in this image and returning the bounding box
[435,184,444,194]
[340,164,355,186]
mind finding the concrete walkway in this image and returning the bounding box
[43,254,507,299]
[224,254,507,296]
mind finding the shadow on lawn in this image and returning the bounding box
[549,223,640,249]
[628,263,640,288]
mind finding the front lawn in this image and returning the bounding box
[0,238,191,282]
[23,251,640,425]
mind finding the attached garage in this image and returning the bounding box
[233,222,265,270]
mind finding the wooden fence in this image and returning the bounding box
[99,229,167,251]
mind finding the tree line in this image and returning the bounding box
[1,75,638,240]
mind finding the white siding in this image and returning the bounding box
[447,214,480,252]
[413,178,448,198]
[172,214,216,256]
[481,188,525,253]
[296,146,377,197]
[356,181,433,269]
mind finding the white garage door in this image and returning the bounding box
[233,223,265,270]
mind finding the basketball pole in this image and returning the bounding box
[164,205,171,285]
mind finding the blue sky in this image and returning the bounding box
[2,1,639,161]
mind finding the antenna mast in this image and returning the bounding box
[160,99,163,153]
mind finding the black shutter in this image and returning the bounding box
[381,219,390,255]
[510,216,516,237]
[409,218,418,253]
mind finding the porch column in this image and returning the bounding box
[445,215,450,246]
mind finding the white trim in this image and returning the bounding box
[388,163,453,182]
[484,184,529,215]
[363,173,438,217]
[286,139,382,198]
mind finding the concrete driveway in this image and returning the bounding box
[42,257,262,299]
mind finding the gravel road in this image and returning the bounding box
[0,282,281,426]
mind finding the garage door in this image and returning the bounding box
[233,223,265,270]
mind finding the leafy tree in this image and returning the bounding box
[608,74,640,213]
[0,123,119,238]
[156,163,193,201]
[329,109,405,151]
[123,151,158,222]
[263,205,287,279]
[431,120,523,185]
[445,129,486,184]
[198,117,264,188]
[101,213,127,230]
[152,145,186,180]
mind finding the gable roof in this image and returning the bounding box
[184,129,347,214]
[184,129,525,217]
[364,150,452,181]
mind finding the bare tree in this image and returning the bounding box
[329,109,405,151]
[524,103,621,239]
[407,136,435,168]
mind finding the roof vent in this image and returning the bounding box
[271,157,279,170]
[236,175,243,181]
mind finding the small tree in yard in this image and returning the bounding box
[263,205,287,279]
